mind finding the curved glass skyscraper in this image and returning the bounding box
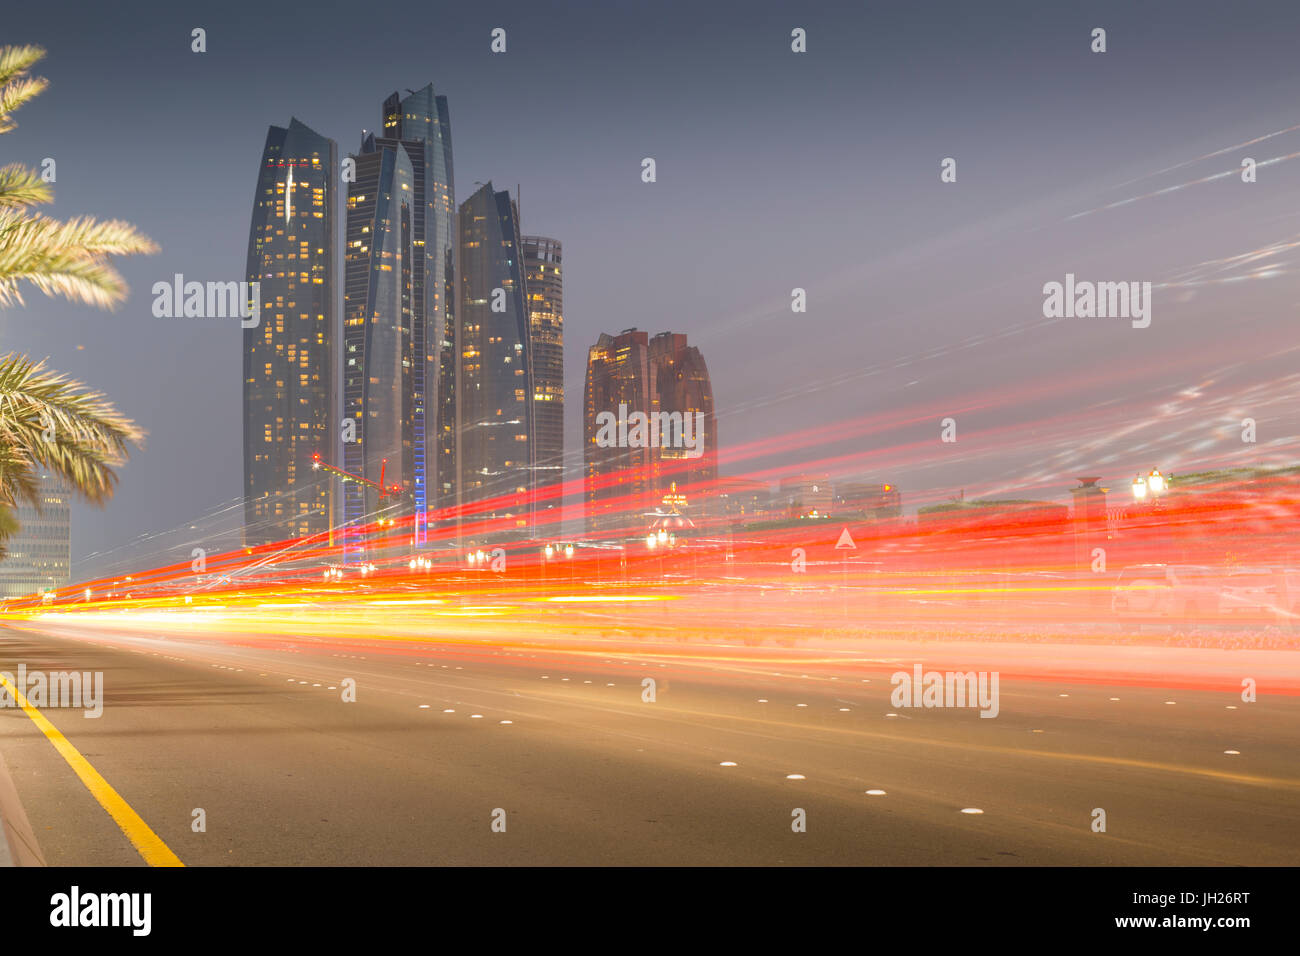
[522,235,564,526]
[243,118,336,547]
[457,183,534,538]
[342,85,455,551]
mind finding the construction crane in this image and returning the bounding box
[311,453,403,498]
[311,453,406,550]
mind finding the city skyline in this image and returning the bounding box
[3,0,1299,575]
[3,1,1300,891]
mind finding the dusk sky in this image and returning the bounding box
[4,0,1300,574]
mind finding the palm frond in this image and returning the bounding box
[0,163,52,209]
[0,76,48,134]
[0,44,46,134]
[0,45,45,88]
[0,211,157,309]
[0,437,40,509]
[24,432,119,505]
[0,353,144,509]
[41,216,159,256]
[0,45,145,520]
[0,503,19,554]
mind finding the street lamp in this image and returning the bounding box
[1132,475,1148,501]
[1147,468,1166,496]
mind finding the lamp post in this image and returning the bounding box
[1130,468,1174,564]
[1134,468,1169,504]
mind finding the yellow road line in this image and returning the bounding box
[0,673,183,867]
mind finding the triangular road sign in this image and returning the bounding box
[834,527,856,550]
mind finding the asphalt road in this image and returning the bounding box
[0,620,1296,865]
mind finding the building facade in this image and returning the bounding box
[522,235,563,526]
[243,118,336,547]
[584,329,717,533]
[835,482,902,521]
[647,331,717,521]
[715,477,772,524]
[584,330,652,533]
[342,86,455,549]
[779,475,833,519]
[0,473,71,599]
[457,182,534,538]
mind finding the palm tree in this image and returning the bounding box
[0,44,153,557]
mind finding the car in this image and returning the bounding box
[1111,564,1221,622]
[1219,567,1300,627]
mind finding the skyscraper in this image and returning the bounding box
[584,330,652,533]
[457,183,533,537]
[0,472,70,599]
[243,118,336,547]
[522,235,563,524]
[584,329,717,533]
[342,86,455,548]
[647,331,718,515]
